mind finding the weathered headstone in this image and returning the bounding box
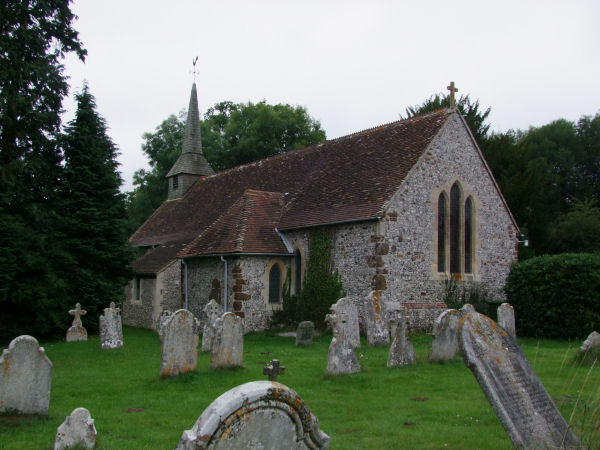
[459,303,476,316]
[54,407,97,450]
[577,330,600,364]
[99,302,123,349]
[160,309,200,377]
[331,297,360,349]
[428,309,461,363]
[383,300,403,338]
[387,314,416,367]
[580,330,600,353]
[176,381,330,449]
[365,291,389,346]
[0,335,52,415]
[263,359,285,381]
[202,299,221,353]
[66,303,88,342]
[157,309,172,338]
[497,302,516,338]
[210,312,243,369]
[458,311,582,449]
[326,303,360,375]
[295,321,314,346]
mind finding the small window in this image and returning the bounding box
[465,197,474,274]
[134,277,141,300]
[172,175,179,190]
[268,264,281,304]
[294,249,302,293]
[437,193,447,272]
[450,182,461,274]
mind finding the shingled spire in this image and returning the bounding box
[166,83,214,200]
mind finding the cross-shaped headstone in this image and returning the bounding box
[109,301,120,313]
[69,303,87,327]
[263,359,285,381]
[447,81,458,107]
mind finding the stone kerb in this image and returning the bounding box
[497,303,516,338]
[295,321,314,346]
[387,314,416,367]
[428,309,461,363]
[176,381,330,449]
[0,335,53,415]
[331,297,360,349]
[54,407,97,450]
[202,299,222,353]
[458,311,582,449]
[210,312,244,369]
[365,291,389,347]
[99,302,123,349]
[160,309,200,377]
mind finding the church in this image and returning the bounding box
[122,83,519,332]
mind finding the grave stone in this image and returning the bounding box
[157,309,172,338]
[459,303,476,316]
[175,381,330,449]
[202,299,221,353]
[66,303,88,342]
[210,312,243,369]
[295,321,314,346]
[54,407,97,450]
[326,303,360,375]
[497,302,516,338]
[580,330,600,353]
[0,335,52,415]
[331,297,360,349]
[364,291,389,346]
[160,309,200,377]
[387,313,416,367]
[458,311,582,449]
[263,359,285,381]
[99,302,123,349]
[428,309,461,363]
[383,301,403,338]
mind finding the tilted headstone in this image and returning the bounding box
[99,302,123,349]
[176,381,330,449]
[0,335,52,415]
[458,311,582,449]
[326,303,360,375]
[54,407,97,450]
[387,314,416,367]
[364,291,389,346]
[580,330,600,353]
[331,297,360,349]
[160,309,201,377]
[428,309,461,363]
[210,312,243,369]
[497,302,516,338]
[202,299,221,353]
[66,303,88,342]
[295,321,314,346]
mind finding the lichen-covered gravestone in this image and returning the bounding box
[66,303,88,342]
[175,381,330,449]
[458,311,582,449]
[160,309,201,377]
[211,312,243,369]
[580,331,600,352]
[497,302,516,338]
[295,321,314,346]
[387,314,416,367]
[326,303,360,375]
[428,309,461,363]
[157,309,172,338]
[202,299,222,353]
[0,335,52,415]
[331,297,360,349]
[54,407,97,450]
[99,302,123,349]
[364,291,389,346]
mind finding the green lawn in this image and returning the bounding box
[1,327,598,449]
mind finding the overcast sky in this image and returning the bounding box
[62,0,600,192]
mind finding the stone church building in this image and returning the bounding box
[123,83,519,332]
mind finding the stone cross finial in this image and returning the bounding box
[447,81,458,107]
[109,301,120,313]
[192,56,199,81]
[263,359,285,381]
[69,303,87,327]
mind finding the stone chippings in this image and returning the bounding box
[428,309,461,363]
[54,407,97,450]
[295,321,314,346]
[202,299,222,353]
[458,311,583,449]
[387,315,416,367]
[0,335,53,415]
[176,381,330,449]
[210,312,244,369]
[497,302,516,338]
[160,309,201,377]
[99,302,123,349]
[364,291,389,346]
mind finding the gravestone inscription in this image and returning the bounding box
[66,303,88,342]
[99,302,123,349]
[160,309,200,377]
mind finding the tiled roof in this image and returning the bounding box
[131,242,187,275]
[131,109,453,272]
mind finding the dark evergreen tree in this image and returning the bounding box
[61,84,134,333]
[0,0,86,342]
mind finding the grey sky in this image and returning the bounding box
[62,0,600,191]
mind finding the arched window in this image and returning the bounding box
[294,249,302,294]
[209,279,222,304]
[437,193,447,272]
[268,264,281,304]
[465,196,474,274]
[450,182,461,274]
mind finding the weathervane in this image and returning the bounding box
[447,81,458,107]
[192,56,199,82]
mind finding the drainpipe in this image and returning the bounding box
[182,259,189,310]
[220,256,228,314]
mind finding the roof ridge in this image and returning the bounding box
[234,191,254,251]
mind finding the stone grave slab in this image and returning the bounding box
[66,303,88,342]
[202,299,221,353]
[99,302,123,349]
[0,335,53,415]
[210,312,243,369]
[428,309,461,363]
[160,309,200,377]
[387,314,416,367]
[295,321,314,346]
[458,311,582,449]
[175,381,330,449]
[497,302,516,338]
[332,297,360,349]
[326,303,360,375]
[54,407,97,450]
[365,291,389,346]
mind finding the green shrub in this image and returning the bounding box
[505,253,600,339]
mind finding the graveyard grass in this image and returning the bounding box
[1,328,599,449]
